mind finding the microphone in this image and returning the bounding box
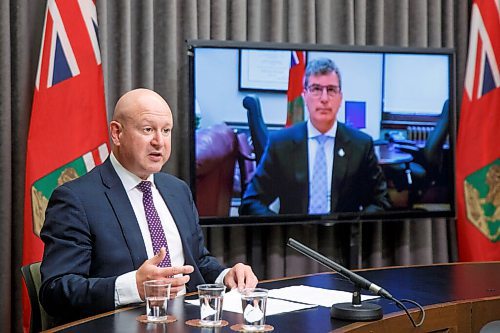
[287,238,393,321]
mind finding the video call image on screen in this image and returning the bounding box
[190,42,455,224]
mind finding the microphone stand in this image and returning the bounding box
[330,285,382,321]
[287,238,384,321]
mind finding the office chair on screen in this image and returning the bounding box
[21,262,57,332]
[243,95,269,164]
[387,99,450,204]
[195,123,239,216]
[235,131,256,197]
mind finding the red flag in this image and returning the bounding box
[456,0,500,261]
[22,0,109,330]
[286,51,306,127]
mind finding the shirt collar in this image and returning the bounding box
[307,120,337,139]
[110,153,155,191]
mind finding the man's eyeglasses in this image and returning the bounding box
[306,85,341,98]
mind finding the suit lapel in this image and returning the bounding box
[100,159,148,269]
[153,176,195,267]
[332,123,349,210]
[154,176,206,290]
[292,123,309,212]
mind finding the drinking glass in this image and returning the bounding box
[197,284,226,326]
[144,280,171,322]
[240,288,268,331]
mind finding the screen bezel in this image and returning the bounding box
[187,40,457,227]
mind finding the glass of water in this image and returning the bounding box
[241,288,268,331]
[197,283,226,326]
[143,280,171,322]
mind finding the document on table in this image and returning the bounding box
[185,285,379,315]
[185,288,317,316]
[268,285,379,307]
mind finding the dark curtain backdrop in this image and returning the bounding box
[3,1,471,332]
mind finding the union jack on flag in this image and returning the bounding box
[286,50,306,127]
[35,0,101,89]
[23,1,109,331]
[456,0,500,262]
[291,50,303,68]
[463,1,500,99]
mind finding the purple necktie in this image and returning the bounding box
[137,181,172,267]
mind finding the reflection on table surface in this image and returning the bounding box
[375,144,413,165]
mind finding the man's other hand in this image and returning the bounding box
[223,263,258,291]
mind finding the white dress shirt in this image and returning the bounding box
[110,154,228,306]
[307,120,337,213]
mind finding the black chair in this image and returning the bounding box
[386,100,450,204]
[235,131,256,197]
[21,262,56,332]
[243,95,269,164]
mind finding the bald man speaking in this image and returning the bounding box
[39,89,257,324]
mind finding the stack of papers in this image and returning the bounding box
[185,289,316,316]
[185,285,379,316]
[268,285,379,307]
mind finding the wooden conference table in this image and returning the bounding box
[45,262,500,333]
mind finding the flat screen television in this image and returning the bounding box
[188,40,456,226]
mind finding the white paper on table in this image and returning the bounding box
[268,285,379,307]
[185,289,317,316]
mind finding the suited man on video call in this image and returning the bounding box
[240,58,391,216]
[40,88,257,323]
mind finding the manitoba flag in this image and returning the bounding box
[286,51,306,127]
[456,0,500,261]
[22,0,109,331]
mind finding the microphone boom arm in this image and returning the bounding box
[287,238,392,299]
[287,238,425,327]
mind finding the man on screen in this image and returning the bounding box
[240,58,391,216]
[40,88,257,323]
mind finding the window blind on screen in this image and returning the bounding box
[383,54,449,115]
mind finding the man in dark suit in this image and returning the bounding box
[40,88,257,323]
[240,58,390,216]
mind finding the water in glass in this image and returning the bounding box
[241,290,267,330]
[146,296,168,321]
